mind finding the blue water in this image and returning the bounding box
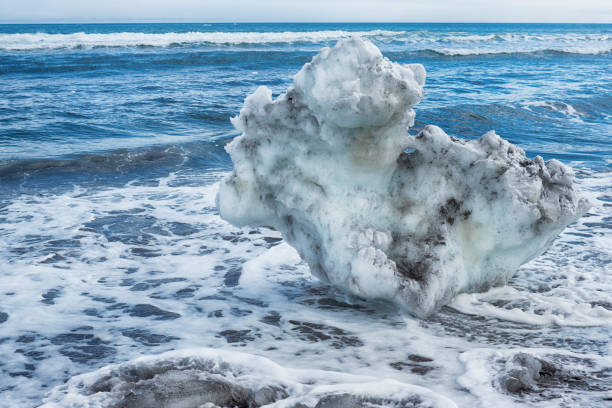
[0,23,611,407]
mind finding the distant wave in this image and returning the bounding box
[0,30,612,57]
[415,47,611,56]
[438,32,610,43]
[522,100,583,118]
[0,140,229,179]
[0,30,404,50]
[0,30,610,55]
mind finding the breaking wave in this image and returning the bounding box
[0,30,403,50]
[0,30,610,55]
[417,47,611,56]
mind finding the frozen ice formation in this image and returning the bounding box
[458,348,612,405]
[217,37,589,317]
[41,348,456,408]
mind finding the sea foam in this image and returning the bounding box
[217,37,589,317]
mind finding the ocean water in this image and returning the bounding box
[0,23,611,407]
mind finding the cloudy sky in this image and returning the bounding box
[1,0,611,23]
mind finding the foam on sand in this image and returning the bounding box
[217,37,589,317]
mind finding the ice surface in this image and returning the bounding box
[41,348,456,408]
[217,37,589,317]
[458,348,612,407]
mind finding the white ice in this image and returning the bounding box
[217,37,589,317]
[41,348,456,408]
[457,347,612,408]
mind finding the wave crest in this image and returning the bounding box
[0,30,610,55]
[0,30,404,50]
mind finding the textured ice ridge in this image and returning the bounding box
[217,37,589,317]
[41,348,456,407]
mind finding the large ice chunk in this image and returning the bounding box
[217,37,589,317]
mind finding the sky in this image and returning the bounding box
[0,0,611,23]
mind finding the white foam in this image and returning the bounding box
[432,32,612,55]
[240,243,306,294]
[451,286,612,327]
[0,166,608,407]
[522,100,584,122]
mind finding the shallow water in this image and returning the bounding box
[0,23,611,407]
